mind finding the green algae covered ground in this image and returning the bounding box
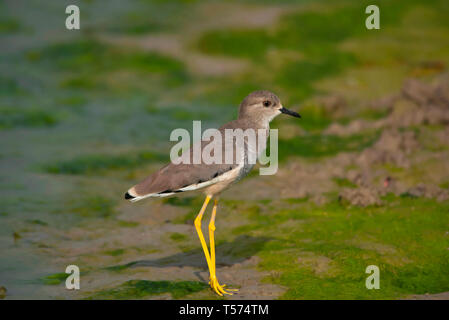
[1,0,449,299]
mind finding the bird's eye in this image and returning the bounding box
[263,100,271,107]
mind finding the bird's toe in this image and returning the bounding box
[209,277,236,296]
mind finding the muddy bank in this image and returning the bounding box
[326,74,449,135]
[407,292,449,300]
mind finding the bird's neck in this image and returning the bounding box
[239,114,271,130]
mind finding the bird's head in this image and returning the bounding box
[238,90,301,124]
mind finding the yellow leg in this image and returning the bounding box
[208,199,238,296]
[194,195,213,273]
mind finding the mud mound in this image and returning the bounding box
[338,187,382,207]
[326,75,449,135]
[402,77,449,107]
[316,94,347,118]
[437,127,449,146]
[369,93,400,112]
[324,119,375,136]
[344,170,406,195]
[357,128,419,168]
[404,183,449,202]
[386,76,449,127]
[337,176,449,206]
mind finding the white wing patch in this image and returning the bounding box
[129,163,243,203]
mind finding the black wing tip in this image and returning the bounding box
[125,192,135,200]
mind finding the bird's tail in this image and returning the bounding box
[124,187,175,203]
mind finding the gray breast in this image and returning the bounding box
[229,125,268,183]
[235,148,255,182]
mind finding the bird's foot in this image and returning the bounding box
[209,276,238,296]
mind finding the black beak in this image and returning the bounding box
[280,107,301,118]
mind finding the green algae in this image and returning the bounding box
[33,39,186,75]
[228,195,449,299]
[43,151,166,175]
[333,177,357,188]
[276,51,357,101]
[146,105,213,121]
[0,107,59,129]
[88,280,207,299]
[0,18,21,34]
[41,272,69,285]
[117,220,140,228]
[103,13,165,35]
[197,29,272,59]
[169,196,205,224]
[104,249,126,257]
[163,196,198,207]
[26,219,48,226]
[68,196,116,218]
[0,76,25,96]
[278,131,379,161]
[170,232,188,242]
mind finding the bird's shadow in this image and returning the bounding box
[106,235,272,278]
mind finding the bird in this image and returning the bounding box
[125,90,301,296]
